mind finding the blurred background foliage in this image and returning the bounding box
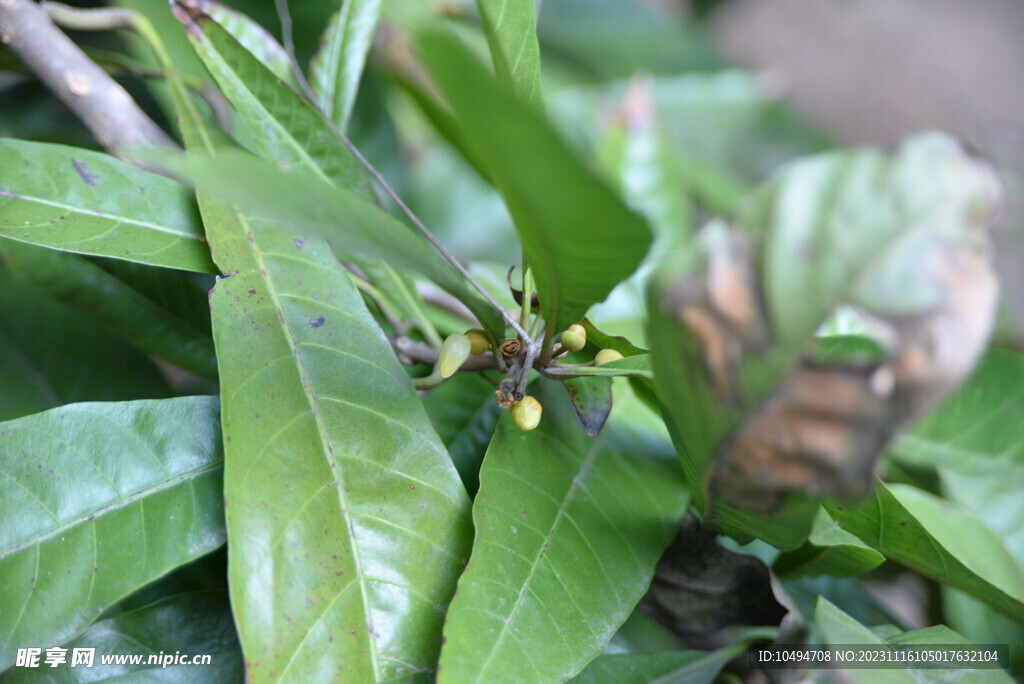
[2,0,1021,675]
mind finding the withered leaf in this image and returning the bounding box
[651,134,1002,516]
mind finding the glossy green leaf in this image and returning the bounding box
[421,373,502,498]
[165,66,474,681]
[393,73,496,189]
[167,148,505,340]
[0,139,214,273]
[416,29,652,334]
[0,397,225,670]
[826,484,1024,624]
[570,644,746,684]
[437,383,688,682]
[0,265,171,421]
[176,5,373,197]
[1,241,217,380]
[1,591,242,683]
[310,0,384,130]
[153,43,479,678]
[475,0,544,111]
[887,350,1024,571]
[211,233,472,682]
[772,508,885,578]
[204,0,299,89]
[816,597,1014,684]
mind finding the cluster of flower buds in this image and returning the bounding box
[438,322,625,432]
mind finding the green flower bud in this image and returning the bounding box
[464,328,491,355]
[560,324,587,353]
[594,348,624,366]
[439,333,472,378]
[511,396,542,431]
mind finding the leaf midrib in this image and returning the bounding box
[475,431,602,682]
[0,190,199,240]
[239,225,382,683]
[0,461,222,557]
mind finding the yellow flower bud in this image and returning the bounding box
[560,324,587,353]
[464,328,491,355]
[510,396,542,431]
[594,348,624,366]
[439,333,471,378]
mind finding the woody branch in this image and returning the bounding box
[0,0,173,160]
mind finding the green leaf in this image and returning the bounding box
[212,235,472,682]
[169,148,505,341]
[309,0,384,130]
[0,139,214,273]
[773,508,885,578]
[1,241,217,380]
[474,0,544,112]
[421,373,502,498]
[604,611,687,655]
[816,597,1014,684]
[0,397,225,670]
[0,591,243,683]
[437,383,688,682]
[570,644,746,684]
[581,319,648,358]
[165,54,475,681]
[203,0,300,89]
[887,350,1024,571]
[826,484,1024,624]
[176,5,373,197]
[0,265,171,421]
[416,29,652,334]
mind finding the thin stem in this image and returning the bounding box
[272,0,531,344]
[393,337,497,372]
[416,282,477,323]
[346,271,408,336]
[386,266,444,348]
[42,2,134,30]
[412,369,443,390]
[1,0,174,159]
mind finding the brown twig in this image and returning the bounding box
[415,282,478,323]
[392,337,499,372]
[0,0,174,160]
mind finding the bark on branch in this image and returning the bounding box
[0,0,173,159]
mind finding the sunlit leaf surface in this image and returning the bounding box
[0,397,225,670]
